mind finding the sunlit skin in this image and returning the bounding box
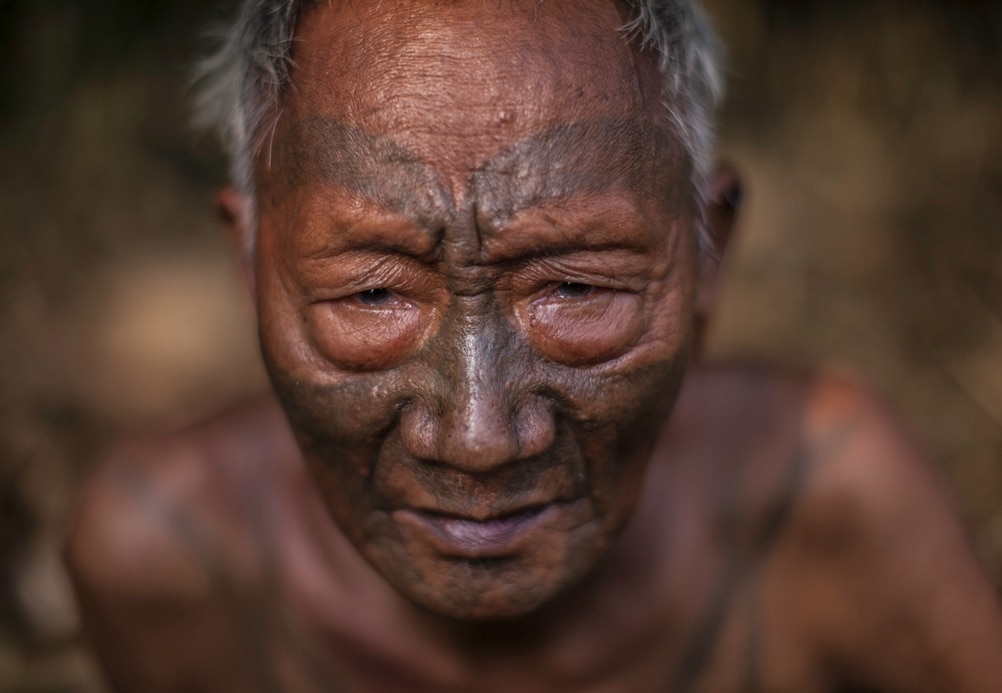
[256,0,693,617]
[65,1,1002,691]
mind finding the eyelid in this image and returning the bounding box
[512,267,640,299]
[298,252,441,302]
[512,252,651,291]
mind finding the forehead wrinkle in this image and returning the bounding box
[275,116,454,230]
[471,117,687,230]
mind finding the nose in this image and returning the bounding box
[399,308,554,473]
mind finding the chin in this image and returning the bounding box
[400,554,601,621]
[361,503,614,621]
[413,565,569,621]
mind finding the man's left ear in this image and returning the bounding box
[215,187,256,299]
[693,165,743,356]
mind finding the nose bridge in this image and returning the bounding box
[393,292,554,474]
[438,303,519,470]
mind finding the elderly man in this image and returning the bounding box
[66,0,1002,691]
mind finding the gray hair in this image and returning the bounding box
[195,0,724,214]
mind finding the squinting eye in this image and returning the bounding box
[518,280,644,367]
[554,282,594,299]
[356,288,394,306]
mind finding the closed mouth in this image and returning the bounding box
[432,505,548,547]
[393,504,558,558]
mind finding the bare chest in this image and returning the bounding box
[207,551,825,693]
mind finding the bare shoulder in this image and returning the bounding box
[766,370,1002,692]
[785,370,987,582]
[65,395,295,600]
[64,395,298,690]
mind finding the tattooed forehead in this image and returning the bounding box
[271,115,688,230]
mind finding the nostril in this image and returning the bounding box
[398,403,439,461]
[398,388,556,472]
[515,398,556,459]
[399,399,520,471]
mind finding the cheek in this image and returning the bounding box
[518,293,646,366]
[307,302,432,371]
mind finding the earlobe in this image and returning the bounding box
[692,165,743,357]
[214,187,256,297]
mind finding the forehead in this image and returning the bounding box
[270,0,679,184]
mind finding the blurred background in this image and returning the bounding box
[0,0,999,689]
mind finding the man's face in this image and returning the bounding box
[252,0,698,619]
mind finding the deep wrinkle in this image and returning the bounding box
[268,332,684,503]
[275,115,686,245]
[277,118,454,229]
[250,0,701,620]
[473,117,687,228]
[66,1,1002,688]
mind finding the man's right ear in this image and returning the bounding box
[692,165,743,358]
[215,187,256,298]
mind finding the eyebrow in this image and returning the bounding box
[277,117,454,227]
[473,118,685,226]
[276,116,685,232]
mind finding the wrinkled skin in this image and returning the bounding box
[254,0,695,618]
[64,1,1002,691]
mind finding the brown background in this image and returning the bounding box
[0,0,999,689]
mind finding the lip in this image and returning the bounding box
[393,504,561,558]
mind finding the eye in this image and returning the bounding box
[308,287,429,371]
[518,282,645,366]
[355,288,395,306]
[554,282,595,299]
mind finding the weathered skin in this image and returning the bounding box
[65,1,1002,691]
